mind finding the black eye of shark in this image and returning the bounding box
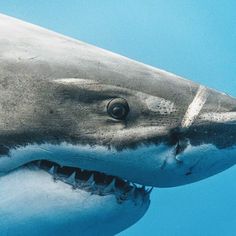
[107,98,130,120]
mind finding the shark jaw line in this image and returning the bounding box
[0,142,172,186]
[2,139,236,189]
[13,159,152,204]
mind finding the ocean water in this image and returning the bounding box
[0,1,236,235]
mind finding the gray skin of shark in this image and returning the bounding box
[0,13,236,235]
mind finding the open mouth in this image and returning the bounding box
[25,160,152,204]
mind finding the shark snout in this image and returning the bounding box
[149,88,236,187]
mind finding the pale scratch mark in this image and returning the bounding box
[181,85,209,128]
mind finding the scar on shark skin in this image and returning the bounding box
[181,85,209,129]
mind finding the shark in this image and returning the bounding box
[0,13,236,235]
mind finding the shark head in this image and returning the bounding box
[0,13,236,235]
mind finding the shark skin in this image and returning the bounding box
[0,13,236,235]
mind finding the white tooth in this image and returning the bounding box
[67,172,76,185]
[87,174,94,184]
[110,178,116,189]
[76,179,82,186]
[49,166,55,175]
[84,181,96,193]
[104,178,116,193]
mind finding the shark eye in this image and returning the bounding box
[107,98,129,120]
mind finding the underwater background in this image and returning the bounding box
[0,1,236,235]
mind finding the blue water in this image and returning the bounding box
[1,1,236,235]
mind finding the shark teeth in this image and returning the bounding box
[31,160,152,203]
[103,178,116,193]
[82,174,97,192]
[86,174,94,185]
[49,166,55,175]
[48,165,58,181]
[65,172,77,188]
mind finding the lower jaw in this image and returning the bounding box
[0,165,151,235]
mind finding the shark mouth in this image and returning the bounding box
[26,160,152,204]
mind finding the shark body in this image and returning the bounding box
[0,14,236,235]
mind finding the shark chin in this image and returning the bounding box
[0,164,150,236]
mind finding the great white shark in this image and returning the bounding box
[0,13,236,235]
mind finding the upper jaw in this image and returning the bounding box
[0,140,174,187]
[0,143,153,204]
